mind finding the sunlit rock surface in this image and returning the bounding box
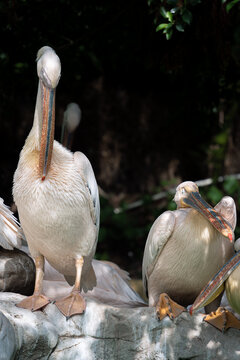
[1,293,240,359]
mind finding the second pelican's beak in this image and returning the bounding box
[182,191,234,242]
[189,251,240,314]
[39,81,55,181]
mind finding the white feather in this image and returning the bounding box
[0,198,23,250]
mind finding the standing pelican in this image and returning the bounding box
[142,181,235,320]
[13,46,100,318]
[190,245,240,331]
[61,102,81,148]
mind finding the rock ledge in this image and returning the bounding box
[1,292,240,360]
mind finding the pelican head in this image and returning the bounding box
[36,46,61,181]
[174,181,233,242]
[64,103,81,133]
[37,46,61,89]
[61,103,81,148]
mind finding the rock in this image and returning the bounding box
[1,292,240,359]
[0,310,16,360]
[0,248,35,295]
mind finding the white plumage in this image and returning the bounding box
[142,181,235,314]
[0,198,23,250]
[13,46,99,316]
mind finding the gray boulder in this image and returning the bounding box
[0,248,35,295]
[1,292,240,360]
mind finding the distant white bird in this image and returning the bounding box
[0,198,23,250]
[13,46,99,318]
[61,103,81,149]
[142,181,235,321]
[60,102,109,200]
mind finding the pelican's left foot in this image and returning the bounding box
[156,293,186,321]
[204,307,240,332]
[54,290,86,318]
[16,293,50,312]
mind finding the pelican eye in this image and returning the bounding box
[181,188,186,195]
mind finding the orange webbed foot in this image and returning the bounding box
[156,293,186,321]
[204,307,240,332]
[16,293,51,312]
[54,290,86,318]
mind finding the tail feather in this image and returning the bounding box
[88,259,146,307]
[47,258,146,308]
[0,198,23,250]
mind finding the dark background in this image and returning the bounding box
[0,0,240,278]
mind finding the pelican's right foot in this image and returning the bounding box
[156,293,186,321]
[55,290,86,318]
[204,307,240,332]
[16,294,51,312]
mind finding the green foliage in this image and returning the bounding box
[148,0,201,39]
[222,0,240,12]
[148,0,240,39]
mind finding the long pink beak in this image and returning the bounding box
[182,191,234,242]
[39,81,55,181]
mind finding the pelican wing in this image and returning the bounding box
[142,211,175,294]
[214,196,236,231]
[73,151,100,231]
[0,198,23,250]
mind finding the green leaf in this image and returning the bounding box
[166,28,173,40]
[160,6,167,18]
[156,23,169,32]
[166,11,173,22]
[176,23,185,32]
[226,0,240,12]
[182,8,192,24]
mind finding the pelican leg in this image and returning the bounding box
[55,256,86,318]
[16,255,50,311]
[156,293,186,321]
[204,307,240,332]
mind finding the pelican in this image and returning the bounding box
[61,102,81,148]
[190,243,240,331]
[13,46,100,318]
[0,197,23,250]
[142,181,235,320]
[60,103,108,199]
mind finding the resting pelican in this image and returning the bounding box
[142,181,235,320]
[13,46,99,318]
[190,245,240,331]
[61,102,81,148]
[0,198,23,250]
